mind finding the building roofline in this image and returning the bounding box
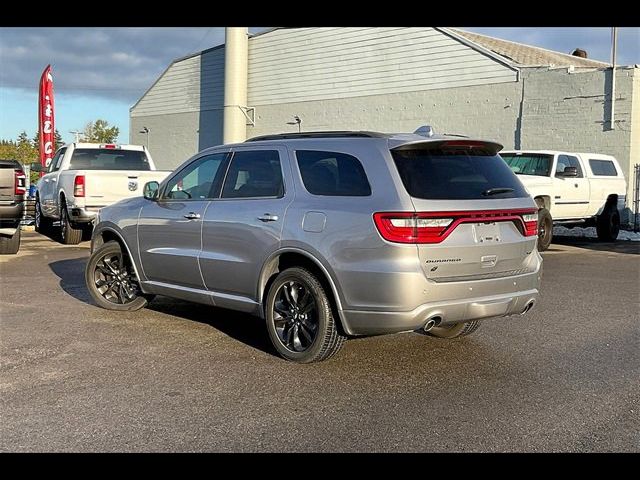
[131,28,285,113]
[437,27,521,76]
[448,28,611,68]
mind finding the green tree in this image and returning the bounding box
[16,131,37,164]
[83,119,119,143]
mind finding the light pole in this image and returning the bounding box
[139,127,150,151]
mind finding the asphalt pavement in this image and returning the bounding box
[1,231,638,452]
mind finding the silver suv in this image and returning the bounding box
[85,129,542,363]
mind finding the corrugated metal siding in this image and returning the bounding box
[247,27,517,106]
[131,47,224,117]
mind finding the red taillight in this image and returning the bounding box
[103,144,116,149]
[373,209,538,244]
[373,212,453,244]
[74,174,85,197]
[521,212,538,237]
[14,170,26,195]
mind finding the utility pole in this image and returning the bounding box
[69,130,82,143]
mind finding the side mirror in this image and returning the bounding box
[143,181,160,200]
[561,166,578,177]
[30,162,44,172]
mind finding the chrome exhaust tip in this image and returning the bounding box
[423,315,442,332]
[521,300,535,315]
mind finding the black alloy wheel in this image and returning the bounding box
[85,240,151,311]
[273,280,319,352]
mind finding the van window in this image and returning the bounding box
[392,148,528,200]
[589,159,617,176]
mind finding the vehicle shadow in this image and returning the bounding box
[147,299,277,357]
[552,235,640,255]
[49,257,95,304]
[48,257,277,357]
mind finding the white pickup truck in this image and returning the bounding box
[33,143,171,244]
[501,150,627,251]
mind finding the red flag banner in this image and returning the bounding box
[38,65,55,172]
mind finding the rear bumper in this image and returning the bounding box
[339,267,542,336]
[68,206,102,223]
[0,202,24,228]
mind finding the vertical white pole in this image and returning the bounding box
[610,27,617,130]
[223,27,249,144]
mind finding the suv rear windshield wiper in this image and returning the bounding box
[482,187,514,196]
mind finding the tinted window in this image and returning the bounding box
[48,148,66,173]
[68,148,150,171]
[589,159,617,176]
[392,148,529,200]
[222,150,283,199]
[501,153,552,176]
[556,155,583,178]
[164,153,227,200]
[296,150,371,196]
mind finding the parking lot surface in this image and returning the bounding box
[1,231,638,452]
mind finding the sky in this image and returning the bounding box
[1,27,638,145]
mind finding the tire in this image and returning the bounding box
[265,267,346,363]
[426,320,481,339]
[0,227,20,254]
[35,197,53,235]
[81,223,94,242]
[537,208,553,252]
[85,240,149,311]
[59,203,83,245]
[596,205,620,242]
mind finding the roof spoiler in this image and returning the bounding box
[391,138,503,155]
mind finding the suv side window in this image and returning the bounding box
[556,155,583,177]
[48,148,66,173]
[296,150,371,196]
[163,152,228,200]
[221,150,283,199]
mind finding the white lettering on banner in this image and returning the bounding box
[45,104,52,117]
[45,158,52,167]
[44,142,52,154]
[44,120,52,134]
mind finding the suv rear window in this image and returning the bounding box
[392,148,529,200]
[68,148,150,170]
[296,150,371,196]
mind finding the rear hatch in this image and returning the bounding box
[380,140,538,282]
[67,147,166,205]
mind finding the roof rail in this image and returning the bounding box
[245,131,387,142]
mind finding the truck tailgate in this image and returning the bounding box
[0,163,17,203]
[81,170,172,205]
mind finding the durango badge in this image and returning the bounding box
[128,180,138,191]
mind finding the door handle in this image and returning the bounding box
[183,212,201,220]
[258,213,279,222]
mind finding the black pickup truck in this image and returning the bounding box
[0,159,26,254]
